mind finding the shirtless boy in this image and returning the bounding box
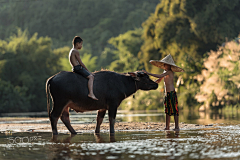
[143,54,184,131]
[69,36,98,100]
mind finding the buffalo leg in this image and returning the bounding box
[50,107,62,135]
[108,108,117,134]
[50,100,67,135]
[60,107,77,134]
[95,109,106,133]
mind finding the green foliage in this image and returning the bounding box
[120,87,164,111]
[106,28,143,72]
[0,0,159,59]
[134,0,240,110]
[54,46,72,71]
[139,0,240,73]
[0,29,63,112]
[0,79,32,113]
[0,29,99,113]
[177,79,199,109]
[1,0,240,112]
[81,53,97,72]
[175,52,202,109]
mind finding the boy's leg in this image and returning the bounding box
[87,74,98,100]
[173,115,180,131]
[173,91,179,131]
[164,114,170,130]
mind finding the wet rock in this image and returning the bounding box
[205,124,213,127]
[27,129,35,132]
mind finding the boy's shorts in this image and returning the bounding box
[73,65,90,78]
[164,90,179,116]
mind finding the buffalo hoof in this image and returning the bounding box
[109,135,116,142]
[51,135,58,142]
[52,132,58,136]
[95,130,100,134]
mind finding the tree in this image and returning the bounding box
[0,29,99,112]
[0,79,32,113]
[106,28,143,72]
[0,0,159,59]
[135,0,240,110]
[0,29,62,112]
[195,37,240,110]
[139,0,240,73]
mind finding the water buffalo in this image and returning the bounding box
[46,70,158,135]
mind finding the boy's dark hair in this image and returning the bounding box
[72,36,83,45]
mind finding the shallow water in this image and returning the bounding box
[1,109,240,125]
[1,110,240,159]
[1,124,240,160]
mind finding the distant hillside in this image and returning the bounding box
[0,0,159,54]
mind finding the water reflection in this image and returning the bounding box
[2,109,240,159]
[49,135,73,160]
[94,133,116,143]
[49,133,119,160]
[165,131,179,138]
[51,134,76,143]
[1,126,240,159]
[2,109,240,125]
[51,133,117,144]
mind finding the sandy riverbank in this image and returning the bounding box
[0,120,213,133]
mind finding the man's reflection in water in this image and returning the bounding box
[165,131,179,158]
[165,130,179,138]
[94,133,116,143]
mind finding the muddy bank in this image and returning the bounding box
[0,121,213,133]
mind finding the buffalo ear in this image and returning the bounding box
[128,72,137,77]
[128,72,141,81]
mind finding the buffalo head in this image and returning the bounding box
[128,71,158,90]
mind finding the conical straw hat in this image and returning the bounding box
[150,54,184,72]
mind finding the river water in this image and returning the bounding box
[1,108,239,125]
[0,109,240,160]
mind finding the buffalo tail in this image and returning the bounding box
[46,76,53,119]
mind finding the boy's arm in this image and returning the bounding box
[155,77,164,83]
[74,51,92,74]
[144,70,170,78]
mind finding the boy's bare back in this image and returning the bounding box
[69,49,80,68]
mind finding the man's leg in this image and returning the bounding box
[173,115,180,131]
[87,74,98,100]
[164,114,170,130]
